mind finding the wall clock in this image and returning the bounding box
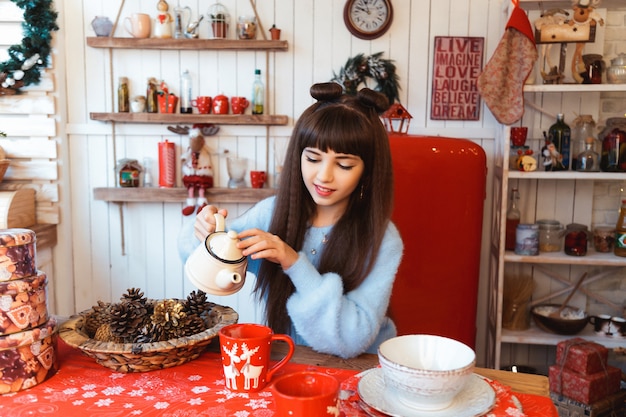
[343,0,393,40]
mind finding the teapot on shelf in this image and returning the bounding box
[185,213,247,295]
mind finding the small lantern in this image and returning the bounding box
[382,103,413,135]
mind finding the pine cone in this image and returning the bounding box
[109,301,148,342]
[85,301,112,338]
[180,314,207,337]
[150,299,188,340]
[121,288,147,305]
[185,290,214,316]
[93,323,123,343]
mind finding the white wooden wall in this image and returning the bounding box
[1,0,516,365]
[59,0,505,366]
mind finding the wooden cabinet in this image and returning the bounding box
[87,37,288,203]
[487,82,626,370]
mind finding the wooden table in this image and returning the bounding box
[271,343,550,397]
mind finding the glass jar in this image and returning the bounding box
[515,224,539,256]
[600,117,626,172]
[564,223,589,256]
[571,115,596,171]
[537,219,563,252]
[593,226,615,253]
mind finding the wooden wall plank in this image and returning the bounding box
[0,137,57,158]
[0,96,56,115]
[0,183,59,203]
[0,2,22,21]
[4,160,57,180]
[0,116,56,136]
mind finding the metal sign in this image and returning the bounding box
[431,36,484,121]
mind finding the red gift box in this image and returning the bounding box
[157,94,178,113]
[549,365,621,405]
[556,338,609,375]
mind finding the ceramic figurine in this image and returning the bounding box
[154,0,173,38]
[176,124,220,215]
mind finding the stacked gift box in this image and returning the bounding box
[0,229,58,394]
[549,337,625,417]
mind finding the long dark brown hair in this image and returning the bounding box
[255,82,394,334]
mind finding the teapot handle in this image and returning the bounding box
[214,212,225,233]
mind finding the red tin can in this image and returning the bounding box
[158,140,176,188]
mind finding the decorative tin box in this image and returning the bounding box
[0,229,36,282]
[0,271,48,336]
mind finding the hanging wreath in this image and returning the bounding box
[331,52,400,104]
[0,0,59,96]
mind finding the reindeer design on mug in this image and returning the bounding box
[240,343,264,390]
[222,342,265,390]
[222,344,241,390]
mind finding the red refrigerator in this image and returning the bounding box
[388,134,487,349]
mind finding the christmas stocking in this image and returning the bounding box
[478,0,537,125]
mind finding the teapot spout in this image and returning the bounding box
[215,269,243,290]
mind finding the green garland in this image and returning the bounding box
[0,0,58,95]
[331,52,400,104]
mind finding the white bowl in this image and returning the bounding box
[377,334,476,411]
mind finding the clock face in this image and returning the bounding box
[344,0,393,40]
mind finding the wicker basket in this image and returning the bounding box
[58,302,238,372]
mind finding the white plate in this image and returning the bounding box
[357,369,496,417]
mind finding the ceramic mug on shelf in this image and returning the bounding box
[589,314,612,335]
[231,97,249,115]
[124,13,151,38]
[611,316,625,338]
[250,170,266,188]
[510,127,528,147]
[271,371,340,417]
[191,96,212,114]
[219,323,295,393]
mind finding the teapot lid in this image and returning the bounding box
[610,53,626,66]
[208,230,245,262]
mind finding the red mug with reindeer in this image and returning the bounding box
[219,323,295,393]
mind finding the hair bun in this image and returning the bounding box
[356,88,390,113]
[310,82,343,101]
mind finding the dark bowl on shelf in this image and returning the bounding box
[531,304,589,335]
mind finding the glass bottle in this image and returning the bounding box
[571,115,595,170]
[505,187,520,251]
[614,200,626,257]
[117,77,129,112]
[146,78,158,113]
[180,70,192,114]
[142,157,153,187]
[251,69,264,115]
[576,137,600,172]
[548,113,571,170]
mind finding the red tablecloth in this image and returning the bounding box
[0,340,557,416]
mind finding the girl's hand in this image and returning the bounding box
[194,205,228,242]
[237,229,299,270]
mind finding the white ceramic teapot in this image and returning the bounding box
[185,213,247,295]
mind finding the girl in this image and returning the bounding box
[187,82,403,358]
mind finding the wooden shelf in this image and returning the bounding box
[504,250,626,266]
[524,84,626,93]
[519,0,625,10]
[86,37,289,51]
[508,171,626,180]
[90,112,288,126]
[93,187,276,203]
[501,323,625,348]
